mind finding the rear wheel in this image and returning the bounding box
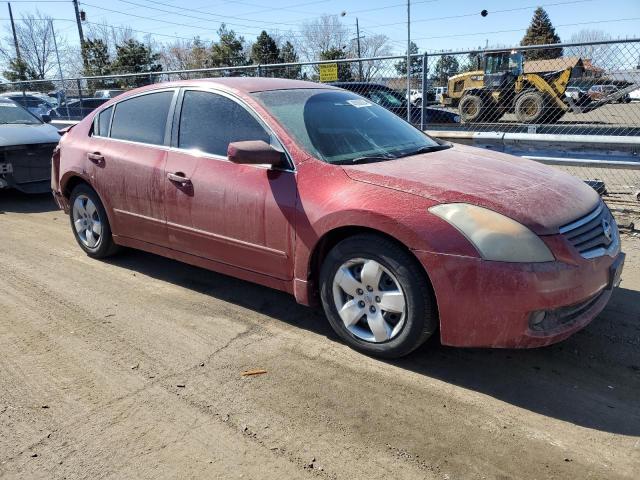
[320,234,438,358]
[69,184,119,258]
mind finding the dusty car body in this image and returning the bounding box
[0,98,59,193]
[51,78,624,357]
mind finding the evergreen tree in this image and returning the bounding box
[394,41,421,76]
[431,55,460,86]
[210,24,249,71]
[3,57,33,82]
[461,49,483,73]
[319,47,353,82]
[520,7,563,60]
[250,31,280,65]
[83,39,111,77]
[190,37,210,69]
[111,39,162,87]
[278,41,301,79]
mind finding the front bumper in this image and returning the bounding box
[413,243,623,348]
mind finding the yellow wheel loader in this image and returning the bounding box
[442,51,633,124]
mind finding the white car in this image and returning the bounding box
[629,87,640,102]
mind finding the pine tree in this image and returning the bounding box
[210,24,249,71]
[3,57,34,82]
[111,39,162,87]
[520,7,563,60]
[394,42,421,76]
[431,55,460,87]
[278,41,301,79]
[251,31,280,65]
[83,39,111,77]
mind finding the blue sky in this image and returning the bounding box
[4,0,640,55]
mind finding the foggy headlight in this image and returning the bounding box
[429,203,554,263]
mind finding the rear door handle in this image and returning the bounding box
[167,172,191,184]
[87,152,104,163]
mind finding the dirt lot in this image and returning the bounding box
[1,190,639,480]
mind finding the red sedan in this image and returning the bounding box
[51,78,624,358]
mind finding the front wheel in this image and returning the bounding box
[320,234,438,358]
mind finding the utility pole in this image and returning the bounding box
[8,2,26,81]
[8,3,21,61]
[406,0,411,122]
[72,0,88,69]
[355,18,363,81]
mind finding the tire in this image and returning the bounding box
[319,234,438,358]
[69,183,119,258]
[458,94,490,123]
[514,90,553,123]
[414,97,423,107]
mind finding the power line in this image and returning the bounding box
[113,0,305,28]
[400,16,640,42]
[361,0,593,30]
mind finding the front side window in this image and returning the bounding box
[110,91,174,145]
[178,90,270,156]
[253,89,440,164]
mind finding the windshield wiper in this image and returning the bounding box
[396,144,452,158]
[333,155,397,165]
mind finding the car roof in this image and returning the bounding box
[120,77,337,97]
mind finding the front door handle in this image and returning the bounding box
[87,152,104,163]
[167,172,191,184]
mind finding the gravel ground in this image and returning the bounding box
[1,190,639,480]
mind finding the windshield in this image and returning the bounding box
[253,89,440,164]
[0,101,41,125]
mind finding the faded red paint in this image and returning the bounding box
[52,78,623,349]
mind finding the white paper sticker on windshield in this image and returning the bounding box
[347,99,372,108]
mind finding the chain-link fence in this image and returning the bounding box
[1,38,638,212]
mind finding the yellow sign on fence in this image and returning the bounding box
[319,63,338,83]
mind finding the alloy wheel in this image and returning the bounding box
[332,258,407,343]
[72,194,103,249]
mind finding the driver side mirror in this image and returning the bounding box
[227,140,285,167]
[41,114,51,123]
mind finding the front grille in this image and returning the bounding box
[2,143,57,184]
[559,202,619,259]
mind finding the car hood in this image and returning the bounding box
[342,144,599,235]
[0,123,59,147]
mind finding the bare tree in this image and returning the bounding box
[566,29,623,71]
[357,33,393,80]
[296,14,352,61]
[160,37,212,76]
[1,11,64,80]
[85,23,135,58]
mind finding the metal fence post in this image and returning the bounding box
[421,52,428,131]
[257,65,262,77]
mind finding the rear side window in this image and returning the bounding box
[178,90,269,156]
[111,91,174,145]
[97,106,113,137]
